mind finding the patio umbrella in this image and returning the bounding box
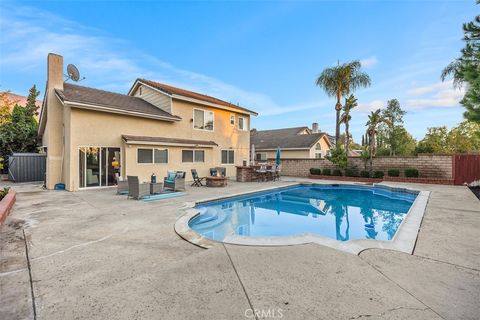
[275,146,281,166]
[250,144,256,165]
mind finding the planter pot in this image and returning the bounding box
[0,189,16,224]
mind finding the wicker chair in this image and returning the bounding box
[164,171,186,191]
[127,176,150,200]
[116,177,129,194]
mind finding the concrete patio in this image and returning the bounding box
[1,179,479,320]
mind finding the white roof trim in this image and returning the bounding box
[123,140,216,148]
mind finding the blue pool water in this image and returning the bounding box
[189,185,417,242]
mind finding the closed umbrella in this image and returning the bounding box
[275,146,281,166]
[250,144,256,165]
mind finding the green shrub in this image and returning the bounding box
[388,169,400,177]
[0,187,10,201]
[360,170,370,178]
[332,169,343,176]
[374,171,385,179]
[310,168,322,175]
[322,168,331,176]
[404,168,419,178]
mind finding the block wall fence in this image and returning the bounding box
[276,155,453,180]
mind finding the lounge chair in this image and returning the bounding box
[191,169,206,187]
[116,177,129,194]
[127,176,150,200]
[164,171,186,191]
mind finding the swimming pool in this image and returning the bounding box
[189,184,418,243]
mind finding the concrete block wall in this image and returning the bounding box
[278,155,453,179]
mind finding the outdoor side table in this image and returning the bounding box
[150,182,163,194]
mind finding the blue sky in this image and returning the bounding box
[0,0,475,141]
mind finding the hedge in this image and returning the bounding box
[404,168,419,178]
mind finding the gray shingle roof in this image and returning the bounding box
[251,127,329,150]
[56,83,181,120]
[122,135,218,147]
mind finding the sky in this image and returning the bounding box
[0,0,476,142]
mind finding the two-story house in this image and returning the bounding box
[38,54,257,191]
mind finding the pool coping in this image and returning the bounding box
[174,182,430,255]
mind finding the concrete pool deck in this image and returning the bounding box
[1,178,479,319]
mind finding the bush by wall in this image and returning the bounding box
[405,168,419,178]
[388,169,400,177]
[322,168,331,176]
[360,170,370,178]
[310,168,321,175]
[332,169,343,176]
[374,171,385,179]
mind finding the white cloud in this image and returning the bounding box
[405,80,465,109]
[360,56,378,68]
[0,2,318,117]
[357,100,385,113]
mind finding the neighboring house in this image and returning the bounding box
[2,92,42,120]
[38,53,257,191]
[250,123,333,160]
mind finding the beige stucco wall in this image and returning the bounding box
[256,135,331,160]
[62,98,250,191]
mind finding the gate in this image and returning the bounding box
[8,153,46,183]
[453,154,480,185]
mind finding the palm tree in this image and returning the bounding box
[339,94,358,161]
[316,60,371,144]
[366,109,383,177]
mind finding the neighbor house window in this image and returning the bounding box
[256,153,267,161]
[314,143,322,159]
[194,109,214,131]
[138,148,168,164]
[138,148,153,164]
[230,115,235,125]
[182,150,205,163]
[221,150,235,164]
[238,117,248,131]
[139,87,142,96]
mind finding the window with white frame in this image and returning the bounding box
[182,150,205,163]
[238,117,248,131]
[256,152,267,161]
[221,150,235,164]
[314,143,322,159]
[230,115,235,126]
[193,109,214,131]
[137,148,168,164]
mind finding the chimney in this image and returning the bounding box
[312,122,319,133]
[47,53,64,92]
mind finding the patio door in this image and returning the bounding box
[79,147,121,188]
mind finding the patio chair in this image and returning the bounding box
[209,168,217,177]
[127,176,150,200]
[164,171,186,191]
[191,169,206,187]
[217,167,227,177]
[116,176,129,194]
[274,164,282,181]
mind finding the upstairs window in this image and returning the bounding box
[194,109,214,131]
[230,115,235,126]
[238,117,248,131]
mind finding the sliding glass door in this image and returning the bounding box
[79,147,120,188]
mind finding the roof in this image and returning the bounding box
[251,127,330,150]
[133,79,258,116]
[56,83,181,121]
[122,134,218,147]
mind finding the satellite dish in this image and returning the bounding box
[65,64,83,82]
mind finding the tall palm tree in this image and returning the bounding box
[339,94,358,160]
[316,60,371,144]
[366,109,383,177]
